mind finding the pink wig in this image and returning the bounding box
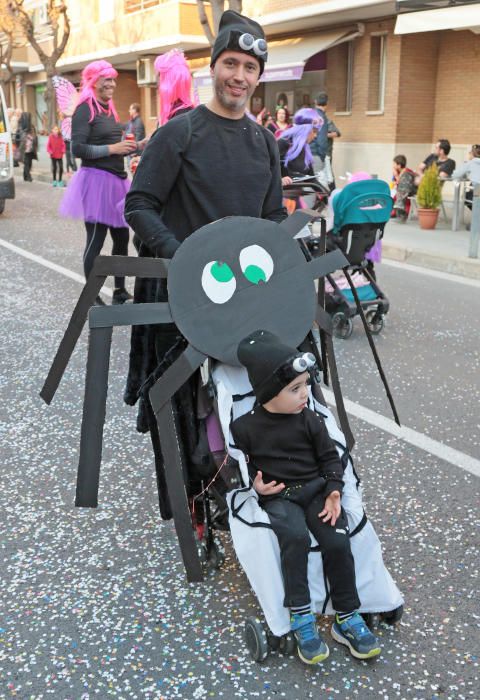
[154,50,195,125]
[78,60,119,123]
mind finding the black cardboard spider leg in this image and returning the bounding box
[76,324,112,507]
[315,306,355,452]
[40,255,170,404]
[75,301,173,508]
[343,268,400,426]
[279,209,314,237]
[149,345,207,583]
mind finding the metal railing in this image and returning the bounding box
[469,184,479,259]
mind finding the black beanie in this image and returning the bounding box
[237,330,316,404]
[210,10,268,75]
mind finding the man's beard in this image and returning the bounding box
[214,78,250,113]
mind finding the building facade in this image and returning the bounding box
[3,0,480,179]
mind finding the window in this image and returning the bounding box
[124,0,159,12]
[367,34,387,113]
[334,42,354,114]
[149,87,158,120]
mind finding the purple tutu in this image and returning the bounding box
[365,240,382,263]
[59,167,130,228]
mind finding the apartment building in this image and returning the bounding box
[4,0,480,179]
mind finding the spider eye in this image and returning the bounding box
[201,261,236,304]
[239,245,274,285]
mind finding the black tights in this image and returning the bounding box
[51,158,63,182]
[83,221,129,289]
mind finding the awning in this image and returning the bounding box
[394,4,480,34]
[193,24,363,87]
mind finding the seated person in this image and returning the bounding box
[452,144,480,210]
[391,154,416,222]
[417,139,456,180]
[231,330,381,665]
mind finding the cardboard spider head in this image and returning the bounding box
[167,216,318,365]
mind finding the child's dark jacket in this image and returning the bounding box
[231,405,344,497]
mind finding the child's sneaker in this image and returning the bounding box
[331,612,381,659]
[291,612,329,664]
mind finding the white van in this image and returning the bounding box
[0,85,15,215]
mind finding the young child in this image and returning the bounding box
[46,125,66,187]
[230,329,381,665]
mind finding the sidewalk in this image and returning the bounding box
[28,153,480,280]
[382,217,479,280]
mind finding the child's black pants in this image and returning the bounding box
[51,157,63,182]
[261,494,360,612]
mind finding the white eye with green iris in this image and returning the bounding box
[239,245,274,285]
[201,260,236,304]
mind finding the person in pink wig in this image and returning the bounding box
[59,59,137,305]
[154,50,195,126]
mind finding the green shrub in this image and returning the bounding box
[417,164,442,209]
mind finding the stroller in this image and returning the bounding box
[40,212,403,662]
[325,179,393,339]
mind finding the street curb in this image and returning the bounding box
[382,243,480,280]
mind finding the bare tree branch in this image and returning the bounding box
[196,0,243,45]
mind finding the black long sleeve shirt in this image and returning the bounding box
[124,105,287,259]
[72,102,126,178]
[231,405,344,496]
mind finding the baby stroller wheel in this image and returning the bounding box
[279,632,296,656]
[208,539,225,569]
[365,309,384,335]
[332,312,353,339]
[380,605,404,625]
[362,612,380,630]
[245,617,269,662]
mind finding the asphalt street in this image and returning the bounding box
[0,178,479,700]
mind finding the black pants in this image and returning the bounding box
[261,493,360,612]
[83,221,129,289]
[23,153,34,181]
[65,141,77,172]
[51,158,63,182]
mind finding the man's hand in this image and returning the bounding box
[109,140,138,156]
[253,470,285,496]
[318,490,341,526]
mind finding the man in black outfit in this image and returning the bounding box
[123,11,287,519]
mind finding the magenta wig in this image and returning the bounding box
[280,108,323,168]
[154,50,195,125]
[78,60,119,123]
[348,171,372,183]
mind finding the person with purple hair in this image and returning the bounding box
[277,107,322,188]
[59,60,137,305]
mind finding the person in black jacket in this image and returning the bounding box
[231,330,381,665]
[123,11,286,466]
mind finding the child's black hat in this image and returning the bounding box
[210,10,268,75]
[237,330,315,404]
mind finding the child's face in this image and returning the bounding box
[263,371,310,415]
[52,126,59,135]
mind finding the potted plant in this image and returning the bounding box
[416,163,442,229]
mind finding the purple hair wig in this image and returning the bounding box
[78,60,119,123]
[154,50,195,125]
[281,107,323,168]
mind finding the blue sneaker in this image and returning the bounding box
[291,612,329,664]
[331,612,381,659]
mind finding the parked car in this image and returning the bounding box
[0,85,15,214]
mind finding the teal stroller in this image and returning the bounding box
[325,179,393,339]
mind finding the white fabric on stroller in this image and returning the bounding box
[212,363,404,638]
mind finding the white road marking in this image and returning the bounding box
[323,389,480,478]
[2,235,479,477]
[0,237,112,296]
[381,258,480,288]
